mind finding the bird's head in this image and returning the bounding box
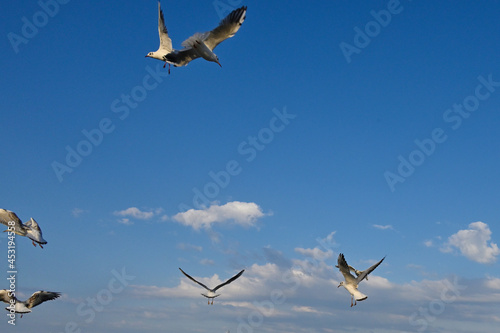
[206,52,221,67]
[214,56,222,67]
[337,281,344,288]
[145,52,154,58]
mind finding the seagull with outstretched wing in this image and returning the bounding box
[146,2,247,73]
[179,268,244,304]
[0,208,47,248]
[337,253,385,307]
[0,290,60,317]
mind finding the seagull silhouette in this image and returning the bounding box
[179,268,244,304]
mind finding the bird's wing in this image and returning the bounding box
[157,1,172,52]
[24,218,35,228]
[202,6,247,50]
[26,291,61,309]
[0,289,15,304]
[213,269,245,291]
[356,256,385,284]
[179,268,211,291]
[165,48,200,67]
[335,264,360,276]
[0,209,27,236]
[337,254,357,285]
[24,218,47,244]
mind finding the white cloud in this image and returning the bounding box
[424,236,442,248]
[172,201,266,230]
[363,275,392,289]
[292,305,325,314]
[118,218,133,225]
[441,222,500,264]
[321,231,337,246]
[114,207,155,220]
[373,224,393,230]
[293,231,337,263]
[294,247,333,260]
[424,240,433,247]
[113,207,168,224]
[485,276,500,290]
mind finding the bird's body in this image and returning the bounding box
[179,268,244,304]
[340,281,367,303]
[145,2,247,71]
[0,209,47,248]
[182,34,220,65]
[0,290,60,317]
[337,253,385,307]
[201,290,220,300]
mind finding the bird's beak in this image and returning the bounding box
[145,55,149,58]
[216,60,222,67]
[337,284,341,288]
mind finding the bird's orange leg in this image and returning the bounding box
[163,62,171,74]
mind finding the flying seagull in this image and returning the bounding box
[0,290,60,317]
[0,209,47,248]
[145,2,247,73]
[337,253,385,307]
[179,268,244,304]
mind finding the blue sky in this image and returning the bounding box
[1,0,500,332]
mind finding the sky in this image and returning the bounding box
[1,0,500,332]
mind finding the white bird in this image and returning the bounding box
[337,253,385,307]
[0,209,47,248]
[179,268,244,304]
[145,2,247,73]
[0,290,60,317]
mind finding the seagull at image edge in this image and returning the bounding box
[0,290,60,318]
[0,208,47,248]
